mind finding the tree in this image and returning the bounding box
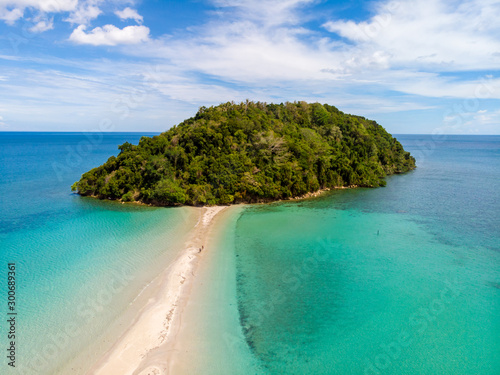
[73,101,416,205]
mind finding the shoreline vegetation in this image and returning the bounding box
[89,206,228,375]
[72,101,416,206]
[83,184,357,208]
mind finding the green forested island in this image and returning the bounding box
[72,101,416,206]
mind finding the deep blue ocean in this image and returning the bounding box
[0,133,499,374]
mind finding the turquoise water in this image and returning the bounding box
[0,133,197,374]
[1,133,499,375]
[231,135,500,374]
[168,207,264,375]
[174,135,499,374]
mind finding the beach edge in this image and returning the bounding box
[88,206,230,375]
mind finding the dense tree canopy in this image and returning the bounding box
[72,101,416,206]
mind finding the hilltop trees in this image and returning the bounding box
[73,101,415,206]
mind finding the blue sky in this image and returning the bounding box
[0,0,499,134]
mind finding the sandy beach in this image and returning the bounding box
[88,206,228,375]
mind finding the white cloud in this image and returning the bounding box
[438,108,500,134]
[156,83,247,104]
[0,0,105,26]
[0,7,23,23]
[124,0,500,104]
[0,0,77,12]
[323,0,500,71]
[0,63,204,131]
[69,24,150,46]
[212,0,315,26]
[0,55,22,61]
[64,1,102,25]
[134,1,339,84]
[472,109,500,124]
[388,74,500,99]
[115,7,143,24]
[1,0,499,134]
[29,18,53,32]
[0,0,77,23]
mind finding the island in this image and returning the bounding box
[72,101,416,205]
